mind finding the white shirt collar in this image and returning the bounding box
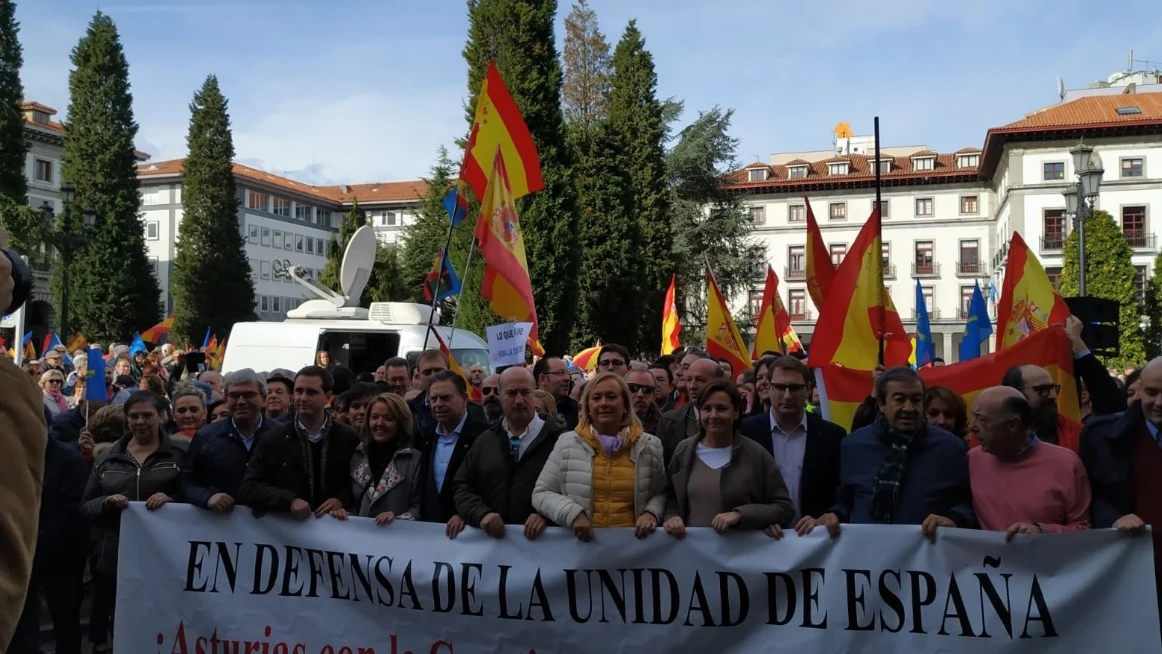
[769,409,808,436]
[505,412,545,440]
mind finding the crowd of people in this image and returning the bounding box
[4,311,1162,653]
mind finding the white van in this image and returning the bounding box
[221,225,491,376]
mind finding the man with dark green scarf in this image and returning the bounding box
[800,367,975,539]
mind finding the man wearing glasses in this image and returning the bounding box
[595,344,631,377]
[625,369,662,434]
[533,355,578,429]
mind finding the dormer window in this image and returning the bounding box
[873,159,891,174]
[912,156,935,171]
[957,154,979,168]
[747,168,768,182]
[32,110,49,124]
[788,165,808,179]
[828,162,850,176]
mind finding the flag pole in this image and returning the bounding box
[420,230,453,353]
[448,238,477,342]
[874,116,886,367]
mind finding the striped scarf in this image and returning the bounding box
[870,412,926,524]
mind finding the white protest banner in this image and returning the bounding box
[486,321,532,367]
[116,503,1160,654]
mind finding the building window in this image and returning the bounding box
[316,210,332,226]
[247,190,268,211]
[913,157,935,171]
[149,257,159,276]
[915,197,933,216]
[33,159,52,183]
[960,286,975,318]
[1121,157,1144,178]
[295,204,312,221]
[828,202,846,221]
[788,204,805,222]
[296,234,304,252]
[882,243,891,269]
[787,246,805,280]
[145,221,159,240]
[272,229,282,249]
[788,289,807,320]
[872,159,890,174]
[1042,209,1066,250]
[385,212,398,227]
[249,258,259,281]
[141,188,168,206]
[260,295,269,312]
[1135,266,1148,304]
[873,199,889,218]
[749,206,766,226]
[248,225,259,243]
[788,165,808,179]
[958,239,980,274]
[261,227,271,247]
[316,238,325,255]
[272,197,290,217]
[260,260,271,280]
[1043,162,1065,181]
[957,154,979,168]
[1045,266,1062,291]
[1123,205,1149,247]
[306,237,314,255]
[830,243,846,268]
[748,289,764,318]
[914,240,935,275]
[960,195,979,215]
[828,162,849,176]
[283,231,293,249]
[272,296,281,313]
[921,286,935,318]
[747,168,767,182]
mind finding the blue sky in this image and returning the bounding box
[15,0,1162,185]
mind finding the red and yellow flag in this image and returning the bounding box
[460,61,543,202]
[807,207,911,371]
[571,342,602,371]
[66,333,87,352]
[817,326,1081,436]
[661,274,681,356]
[141,315,175,344]
[430,327,483,403]
[804,197,835,311]
[705,264,751,376]
[996,232,1071,350]
[474,149,541,354]
[752,266,802,358]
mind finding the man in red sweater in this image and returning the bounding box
[968,386,1091,540]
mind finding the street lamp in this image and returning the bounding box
[1062,141,1104,296]
[42,183,96,338]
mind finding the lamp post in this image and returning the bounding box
[1062,142,1105,297]
[41,184,96,339]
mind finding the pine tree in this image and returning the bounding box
[667,107,765,345]
[561,0,611,129]
[0,0,27,205]
[464,0,580,354]
[363,244,413,304]
[58,12,160,342]
[1147,250,1162,359]
[609,21,670,356]
[319,199,368,292]
[170,75,254,343]
[1059,209,1144,367]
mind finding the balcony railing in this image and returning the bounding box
[1124,231,1156,250]
[911,308,941,321]
[912,262,941,277]
[789,309,813,322]
[1040,234,1065,251]
[785,266,806,282]
[956,260,984,277]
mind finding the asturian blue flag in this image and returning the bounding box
[86,346,106,402]
[423,248,462,302]
[914,279,936,368]
[442,181,470,227]
[202,327,212,349]
[129,333,148,357]
[959,282,993,362]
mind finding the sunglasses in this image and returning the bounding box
[482,387,499,396]
[627,383,655,395]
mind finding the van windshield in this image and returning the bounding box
[406,348,492,374]
[318,331,402,376]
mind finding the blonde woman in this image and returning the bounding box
[40,369,69,417]
[348,393,422,525]
[533,389,559,420]
[532,372,666,541]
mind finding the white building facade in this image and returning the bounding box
[730,90,1162,362]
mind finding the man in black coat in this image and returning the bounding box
[418,371,489,532]
[740,355,846,530]
[239,366,358,518]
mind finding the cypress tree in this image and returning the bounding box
[0,0,27,204]
[1147,250,1162,359]
[59,12,160,341]
[171,75,254,343]
[608,21,670,356]
[561,0,611,130]
[363,244,413,304]
[464,0,580,354]
[1059,209,1144,367]
[319,198,368,292]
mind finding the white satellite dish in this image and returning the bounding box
[340,225,377,304]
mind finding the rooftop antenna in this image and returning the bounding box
[1130,49,1135,72]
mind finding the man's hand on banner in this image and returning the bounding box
[480,512,505,538]
[572,513,593,542]
[314,498,343,518]
[523,513,546,540]
[445,514,465,538]
[207,493,235,512]
[289,498,311,520]
[1114,513,1146,536]
[1004,521,1041,541]
[921,514,955,541]
[798,512,841,538]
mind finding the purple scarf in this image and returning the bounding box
[597,434,624,458]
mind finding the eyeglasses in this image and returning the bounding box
[1024,384,1061,398]
[771,383,807,393]
[627,383,655,395]
[482,387,499,396]
[598,359,626,369]
[227,391,260,401]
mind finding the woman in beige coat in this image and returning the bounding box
[532,372,666,541]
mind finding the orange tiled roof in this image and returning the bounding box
[954,146,981,154]
[911,149,938,157]
[137,158,427,206]
[726,151,972,190]
[21,101,57,115]
[996,92,1162,131]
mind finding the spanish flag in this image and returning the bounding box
[817,326,1081,438]
[804,197,835,311]
[141,315,175,344]
[996,232,1071,349]
[572,342,602,372]
[460,61,543,202]
[807,207,911,371]
[66,333,87,352]
[474,149,541,354]
[705,264,751,376]
[430,327,483,403]
[752,266,802,357]
[661,274,681,356]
